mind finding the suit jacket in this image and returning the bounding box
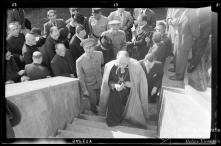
[139,60,163,97]
[51,49,76,77]
[108,10,134,31]
[177,9,200,51]
[76,51,103,92]
[25,63,50,80]
[6,33,25,69]
[137,8,156,31]
[22,44,39,65]
[43,19,66,36]
[94,45,115,65]
[42,35,57,69]
[134,24,151,60]
[69,35,85,62]
[6,56,20,82]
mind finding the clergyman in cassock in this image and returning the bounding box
[98,50,149,128]
[76,38,104,115]
[50,43,76,77]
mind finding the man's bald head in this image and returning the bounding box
[32,51,43,64]
[116,50,129,67]
[25,33,36,46]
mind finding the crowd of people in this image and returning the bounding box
[6,7,211,129]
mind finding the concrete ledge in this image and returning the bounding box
[158,87,211,138]
[5,77,81,138]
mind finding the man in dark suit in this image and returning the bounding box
[30,27,47,48]
[69,25,87,63]
[148,32,167,64]
[139,53,163,103]
[51,43,76,77]
[127,15,152,60]
[7,22,25,70]
[23,51,51,81]
[22,33,39,65]
[5,50,25,84]
[40,26,60,71]
[43,9,66,36]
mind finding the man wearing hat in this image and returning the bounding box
[94,35,115,65]
[22,51,51,81]
[22,32,39,65]
[101,20,127,57]
[108,8,134,41]
[30,27,47,48]
[89,8,108,42]
[43,9,66,36]
[76,38,104,115]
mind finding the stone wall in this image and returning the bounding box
[5,77,81,138]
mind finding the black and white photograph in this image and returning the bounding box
[1,0,219,144]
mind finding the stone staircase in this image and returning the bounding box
[53,103,158,138]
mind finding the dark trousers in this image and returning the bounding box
[190,36,209,68]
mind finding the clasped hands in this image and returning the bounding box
[113,81,132,92]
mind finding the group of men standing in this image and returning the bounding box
[5,7,211,129]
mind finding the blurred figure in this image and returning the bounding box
[6,99,21,138]
[30,27,47,48]
[5,50,25,84]
[156,21,172,59]
[127,14,152,60]
[66,8,79,40]
[169,9,200,81]
[134,8,156,31]
[51,43,76,77]
[73,13,91,37]
[58,27,70,49]
[22,51,51,81]
[69,25,87,63]
[7,22,25,70]
[139,53,163,103]
[22,33,38,65]
[108,8,134,41]
[76,38,104,115]
[41,26,60,72]
[188,7,211,73]
[94,35,115,65]
[89,8,108,42]
[43,9,66,36]
[148,32,166,64]
[101,20,127,57]
[98,50,148,128]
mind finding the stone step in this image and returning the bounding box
[56,129,96,138]
[65,123,154,138]
[70,118,156,137]
[78,113,106,122]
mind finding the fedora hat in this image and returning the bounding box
[99,36,113,50]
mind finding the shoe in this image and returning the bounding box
[168,68,175,72]
[169,75,184,81]
[187,64,196,73]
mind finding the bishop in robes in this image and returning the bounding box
[98,50,149,128]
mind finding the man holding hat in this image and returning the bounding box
[73,13,91,37]
[30,27,47,48]
[76,38,104,115]
[66,8,79,40]
[94,35,115,65]
[89,8,108,42]
[101,20,127,57]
